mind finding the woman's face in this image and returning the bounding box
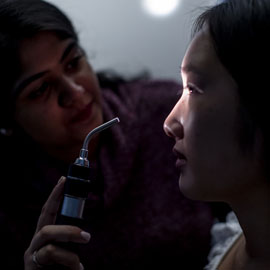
[164,28,262,202]
[14,31,103,157]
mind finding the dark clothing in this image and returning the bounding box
[0,80,215,269]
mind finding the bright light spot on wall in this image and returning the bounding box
[142,0,181,17]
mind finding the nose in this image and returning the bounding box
[58,77,86,108]
[163,105,184,140]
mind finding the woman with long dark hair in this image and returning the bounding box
[0,0,216,269]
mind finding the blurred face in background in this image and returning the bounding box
[14,31,103,159]
[164,27,263,202]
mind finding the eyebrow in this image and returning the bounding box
[181,64,204,77]
[12,40,77,98]
[12,71,48,98]
[60,41,76,63]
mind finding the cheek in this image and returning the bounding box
[79,66,101,102]
[186,103,238,156]
[181,106,242,198]
[15,106,38,130]
[15,104,62,138]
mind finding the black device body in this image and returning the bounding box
[56,163,92,225]
[53,163,93,270]
[52,117,119,269]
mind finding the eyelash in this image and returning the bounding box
[27,54,84,100]
[28,82,49,100]
[66,54,83,71]
[176,83,199,98]
[185,83,196,94]
[184,83,203,95]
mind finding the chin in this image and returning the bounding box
[178,174,210,201]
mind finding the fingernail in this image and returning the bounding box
[80,263,84,270]
[57,176,65,184]
[80,231,91,242]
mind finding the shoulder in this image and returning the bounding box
[204,212,243,270]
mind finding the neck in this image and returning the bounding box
[229,181,270,267]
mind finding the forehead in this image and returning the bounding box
[182,28,224,78]
[18,31,71,74]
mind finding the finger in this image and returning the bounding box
[33,244,84,270]
[30,225,91,253]
[36,176,66,232]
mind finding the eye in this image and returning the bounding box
[186,84,196,94]
[28,82,49,100]
[66,55,83,71]
[184,83,204,95]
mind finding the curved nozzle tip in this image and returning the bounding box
[82,117,120,153]
[75,117,120,166]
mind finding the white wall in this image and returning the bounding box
[46,0,216,82]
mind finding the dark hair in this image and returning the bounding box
[193,0,270,164]
[0,0,78,129]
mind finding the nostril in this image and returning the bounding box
[163,123,174,138]
[164,121,184,140]
[58,92,73,107]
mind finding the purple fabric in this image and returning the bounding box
[0,79,215,269]
[79,80,214,269]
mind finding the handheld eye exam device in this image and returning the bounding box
[56,117,120,225]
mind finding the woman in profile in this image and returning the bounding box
[164,0,270,269]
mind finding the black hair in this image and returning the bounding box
[0,0,78,129]
[193,0,270,164]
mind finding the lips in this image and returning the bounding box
[173,147,187,168]
[71,102,93,124]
